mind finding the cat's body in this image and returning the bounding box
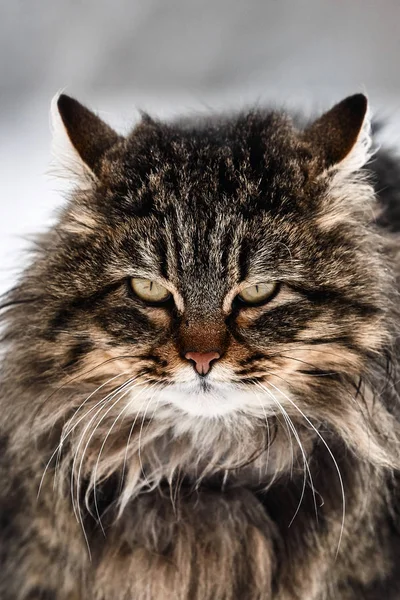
[1,93,400,599]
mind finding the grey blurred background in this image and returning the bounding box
[1,0,400,292]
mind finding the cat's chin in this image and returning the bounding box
[162,387,239,418]
[143,380,275,419]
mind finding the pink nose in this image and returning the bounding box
[185,351,221,376]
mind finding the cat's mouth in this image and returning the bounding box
[122,362,279,419]
[197,378,213,393]
[135,375,276,419]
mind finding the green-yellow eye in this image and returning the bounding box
[237,282,278,305]
[130,278,171,304]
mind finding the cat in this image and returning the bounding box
[1,91,400,600]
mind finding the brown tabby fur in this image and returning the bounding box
[1,93,400,599]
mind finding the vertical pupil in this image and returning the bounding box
[255,285,259,294]
[149,282,153,291]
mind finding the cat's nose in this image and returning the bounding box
[185,351,221,376]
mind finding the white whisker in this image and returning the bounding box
[138,392,159,483]
[70,378,135,515]
[37,372,128,500]
[118,384,160,496]
[92,381,158,532]
[256,382,317,526]
[267,379,345,557]
[71,377,137,556]
[251,387,273,484]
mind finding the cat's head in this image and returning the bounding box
[5,93,399,486]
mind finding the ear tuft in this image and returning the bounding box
[51,93,121,179]
[304,94,371,173]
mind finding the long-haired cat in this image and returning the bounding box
[1,92,400,599]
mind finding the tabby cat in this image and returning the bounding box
[1,92,400,599]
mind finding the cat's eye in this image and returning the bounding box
[130,278,171,304]
[237,282,278,305]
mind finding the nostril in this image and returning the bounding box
[185,351,221,376]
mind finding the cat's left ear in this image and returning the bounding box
[303,94,371,173]
[51,93,122,180]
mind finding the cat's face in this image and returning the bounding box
[29,93,387,429]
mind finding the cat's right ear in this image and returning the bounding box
[51,93,122,181]
[303,93,371,174]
